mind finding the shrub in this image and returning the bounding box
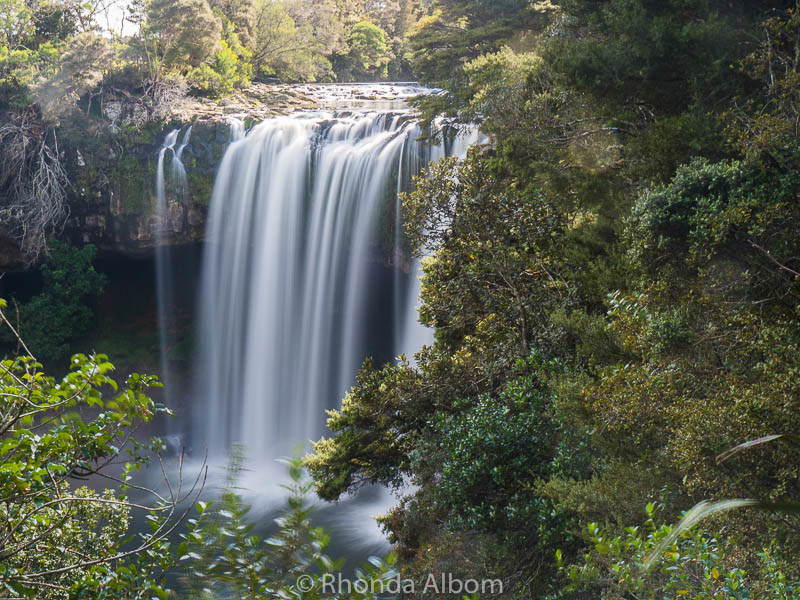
[559,503,800,600]
[181,451,396,599]
[0,304,188,599]
[9,241,107,362]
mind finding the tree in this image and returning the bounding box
[189,18,252,97]
[0,0,60,107]
[392,0,416,37]
[141,0,221,84]
[36,32,114,121]
[546,0,746,113]
[0,300,203,598]
[348,20,390,77]
[0,0,34,53]
[335,0,365,29]
[249,0,332,81]
[727,5,800,165]
[307,151,568,500]
[362,0,400,34]
[207,0,257,47]
[333,20,391,80]
[286,0,349,56]
[407,0,538,86]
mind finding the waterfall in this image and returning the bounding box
[155,127,190,409]
[193,110,482,461]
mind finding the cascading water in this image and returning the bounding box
[192,108,483,466]
[155,127,190,408]
[392,123,485,360]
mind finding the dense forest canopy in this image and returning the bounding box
[1,0,800,598]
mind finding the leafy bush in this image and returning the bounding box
[629,158,800,304]
[190,40,251,97]
[181,451,396,599]
[432,354,559,533]
[189,19,252,98]
[559,503,800,600]
[10,241,107,362]
[0,303,190,599]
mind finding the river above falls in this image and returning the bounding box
[289,82,435,110]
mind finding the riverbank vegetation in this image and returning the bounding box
[307,0,800,597]
[1,0,799,598]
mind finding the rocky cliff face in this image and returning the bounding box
[67,85,320,259]
[64,118,229,257]
[0,85,318,271]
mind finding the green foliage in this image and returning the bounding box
[208,0,257,47]
[547,0,752,117]
[307,357,421,501]
[630,157,800,302]
[404,150,575,355]
[333,20,391,80]
[188,13,252,97]
[0,0,63,107]
[432,354,559,532]
[181,451,397,599]
[309,2,800,594]
[560,504,800,600]
[36,32,114,123]
[10,241,107,362]
[727,6,800,166]
[0,308,185,599]
[189,38,252,97]
[249,0,333,81]
[585,305,800,503]
[408,0,540,88]
[645,434,800,573]
[142,0,222,79]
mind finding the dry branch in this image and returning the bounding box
[0,108,70,261]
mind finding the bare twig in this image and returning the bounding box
[748,238,800,277]
[0,110,70,261]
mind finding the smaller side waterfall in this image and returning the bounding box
[393,125,486,360]
[155,127,191,407]
[173,126,191,198]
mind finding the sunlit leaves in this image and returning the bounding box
[0,317,176,598]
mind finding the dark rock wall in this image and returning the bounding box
[63,118,231,259]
